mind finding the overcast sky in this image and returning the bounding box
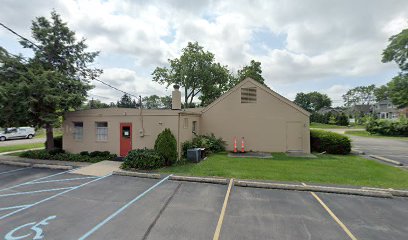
[1,0,407,106]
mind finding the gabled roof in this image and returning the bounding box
[202,77,310,116]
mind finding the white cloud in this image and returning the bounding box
[1,0,407,104]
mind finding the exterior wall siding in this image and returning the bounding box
[63,109,184,156]
[62,78,311,155]
[200,81,310,153]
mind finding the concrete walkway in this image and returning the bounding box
[71,160,122,176]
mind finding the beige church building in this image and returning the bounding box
[62,78,311,157]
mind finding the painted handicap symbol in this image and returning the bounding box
[5,215,56,240]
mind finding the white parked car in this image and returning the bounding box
[0,127,36,141]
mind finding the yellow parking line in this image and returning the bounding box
[213,178,233,240]
[301,183,358,240]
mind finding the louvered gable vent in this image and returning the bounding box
[241,87,257,103]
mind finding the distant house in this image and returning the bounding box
[372,99,407,120]
[62,78,311,157]
[346,104,372,118]
[317,107,343,115]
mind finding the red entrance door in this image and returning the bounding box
[120,123,132,157]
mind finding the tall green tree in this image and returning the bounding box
[381,27,408,108]
[142,95,172,109]
[236,60,265,84]
[0,11,101,150]
[81,99,110,109]
[142,95,161,109]
[117,93,138,108]
[294,92,332,112]
[342,85,376,107]
[385,74,408,108]
[160,95,172,109]
[152,42,232,107]
[382,28,408,73]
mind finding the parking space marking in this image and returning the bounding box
[142,183,182,240]
[0,174,111,221]
[78,175,172,240]
[5,215,56,240]
[0,204,31,211]
[301,183,358,240]
[0,170,72,192]
[26,176,98,185]
[0,186,74,198]
[0,167,31,175]
[213,178,233,240]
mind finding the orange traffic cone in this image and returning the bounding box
[233,137,237,153]
[241,137,245,153]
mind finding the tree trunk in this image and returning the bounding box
[45,123,54,151]
[184,88,188,107]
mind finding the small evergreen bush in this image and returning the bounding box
[310,129,351,154]
[154,128,178,166]
[80,151,89,156]
[122,149,164,170]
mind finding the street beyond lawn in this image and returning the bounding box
[159,153,408,189]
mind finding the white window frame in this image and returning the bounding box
[183,118,188,129]
[192,121,197,132]
[73,122,83,141]
[95,122,108,142]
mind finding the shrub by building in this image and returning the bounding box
[182,134,226,158]
[20,149,116,163]
[122,149,164,170]
[154,128,178,166]
[310,129,351,154]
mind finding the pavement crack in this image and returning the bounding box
[142,182,182,240]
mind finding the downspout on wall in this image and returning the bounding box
[172,84,182,158]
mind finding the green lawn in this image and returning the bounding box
[159,153,408,189]
[35,129,63,138]
[310,122,364,129]
[345,130,408,141]
[0,143,44,153]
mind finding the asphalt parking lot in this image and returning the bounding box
[349,135,408,165]
[0,164,407,240]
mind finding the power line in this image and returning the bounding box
[0,21,139,99]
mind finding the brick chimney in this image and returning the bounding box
[172,85,181,110]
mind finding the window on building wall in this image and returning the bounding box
[241,87,257,103]
[183,118,188,129]
[192,121,197,132]
[95,122,108,141]
[73,122,83,141]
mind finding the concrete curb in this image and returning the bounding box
[113,170,161,179]
[234,180,393,198]
[170,175,229,185]
[351,149,364,155]
[369,155,403,166]
[362,187,408,197]
[0,161,31,167]
[32,164,73,170]
[0,160,73,170]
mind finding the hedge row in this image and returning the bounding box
[310,129,351,154]
[121,149,164,170]
[311,112,349,126]
[366,118,408,136]
[20,149,117,163]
